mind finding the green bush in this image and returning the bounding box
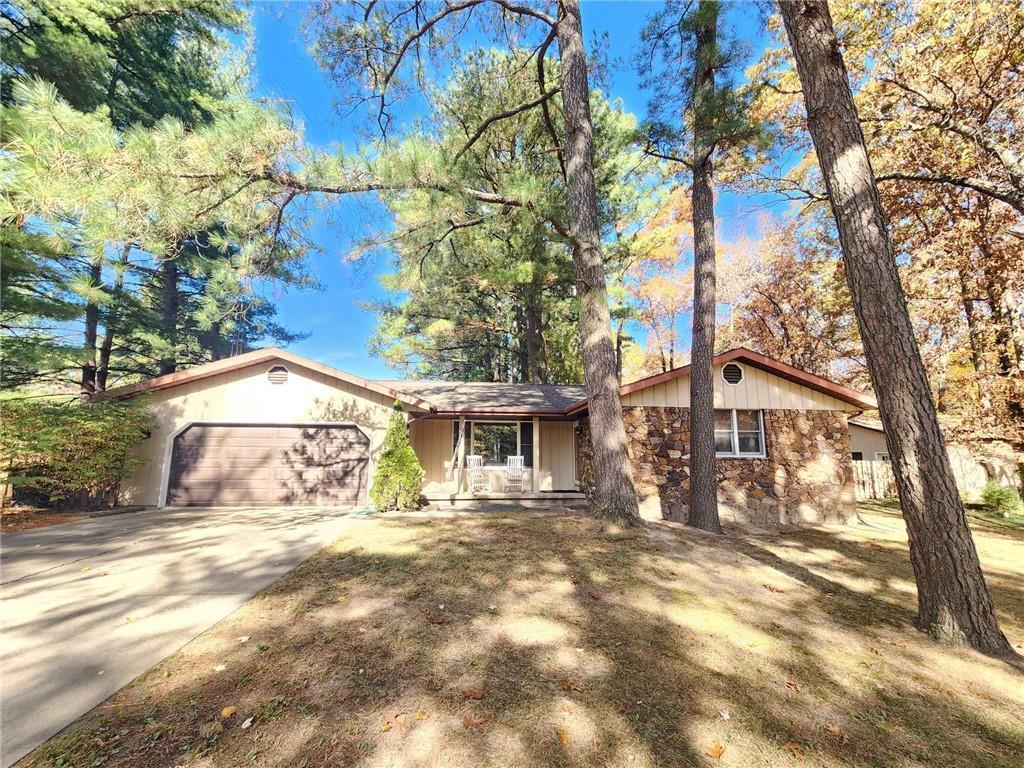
[1,396,153,509]
[980,481,1022,515]
[370,403,425,512]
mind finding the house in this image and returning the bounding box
[103,346,877,527]
[849,418,1023,500]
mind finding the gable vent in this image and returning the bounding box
[267,365,289,385]
[722,362,744,385]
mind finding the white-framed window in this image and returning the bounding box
[453,420,533,467]
[714,409,765,458]
[875,451,890,462]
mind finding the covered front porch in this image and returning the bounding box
[408,416,585,506]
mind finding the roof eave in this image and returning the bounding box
[95,348,436,412]
[565,347,877,413]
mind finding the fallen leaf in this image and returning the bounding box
[785,680,800,692]
[81,566,91,572]
[556,728,570,747]
[463,713,488,729]
[462,686,485,700]
[763,584,785,593]
[969,686,995,702]
[783,741,803,758]
[415,711,429,721]
[559,679,583,693]
[220,706,237,720]
[705,741,726,760]
[337,595,349,603]
[425,611,445,625]
[823,723,849,744]
[240,716,253,730]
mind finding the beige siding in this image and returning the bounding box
[849,424,889,458]
[412,419,576,496]
[539,421,577,491]
[121,362,396,506]
[620,362,857,411]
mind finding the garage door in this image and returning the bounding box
[167,424,369,506]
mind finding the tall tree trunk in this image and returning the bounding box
[159,258,179,376]
[778,0,1012,656]
[80,260,102,396]
[687,0,723,533]
[525,285,544,383]
[97,245,131,391]
[557,0,641,525]
[958,270,991,412]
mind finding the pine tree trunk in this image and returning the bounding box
[97,245,131,391]
[525,285,544,384]
[688,0,723,534]
[778,0,1013,656]
[557,0,641,525]
[159,258,179,376]
[80,261,102,397]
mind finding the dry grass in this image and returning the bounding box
[22,505,1024,768]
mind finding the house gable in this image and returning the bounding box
[567,348,875,414]
[99,348,434,412]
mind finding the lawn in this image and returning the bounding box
[22,504,1024,768]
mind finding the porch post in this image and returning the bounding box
[532,416,541,492]
[456,416,466,493]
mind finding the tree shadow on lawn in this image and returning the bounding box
[23,514,1024,768]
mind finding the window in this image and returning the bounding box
[452,421,533,467]
[714,409,765,458]
[875,452,890,462]
[852,451,864,461]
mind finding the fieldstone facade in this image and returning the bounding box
[577,407,855,529]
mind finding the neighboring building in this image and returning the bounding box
[849,419,1023,500]
[103,347,877,528]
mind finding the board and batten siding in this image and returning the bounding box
[621,363,859,412]
[410,419,576,495]
[121,362,398,507]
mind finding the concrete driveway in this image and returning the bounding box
[0,506,356,766]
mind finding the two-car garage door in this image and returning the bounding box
[167,424,369,506]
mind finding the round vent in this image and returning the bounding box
[267,365,289,385]
[722,362,744,385]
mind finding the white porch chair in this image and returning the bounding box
[504,455,525,493]
[466,454,489,494]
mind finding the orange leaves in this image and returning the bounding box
[823,722,850,745]
[705,740,726,760]
[762,583,785,593]
[219,706,237,720]
[462,686,485,700]
[555,728,571,748]
[782,741,804,759]
[462,713,488,729]
[558,679,583,694]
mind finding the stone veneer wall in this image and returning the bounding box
[577,407,855,528]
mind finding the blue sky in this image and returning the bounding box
[249,2,776,379]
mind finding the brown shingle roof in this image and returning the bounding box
[376,380,588,415]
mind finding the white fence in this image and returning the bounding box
[852,460,897,500]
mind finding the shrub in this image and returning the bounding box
[980,481,1021,515]
[1,396,153,509]
[370,403,425,512]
